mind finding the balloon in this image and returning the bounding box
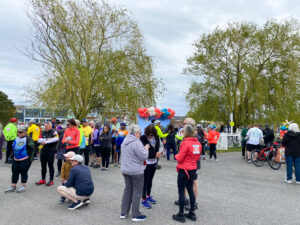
[138,108,143,113]
[148,107,156,116]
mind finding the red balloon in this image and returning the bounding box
[138,108,143,113]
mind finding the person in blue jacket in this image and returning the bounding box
[57,154,94,210]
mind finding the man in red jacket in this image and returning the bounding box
[207,126,220,161]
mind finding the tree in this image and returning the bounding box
[185,19,300,127]
[26,0,159,120]
[0,91,16,126]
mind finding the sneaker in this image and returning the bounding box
[17,185,27,193]
[132,215,147,222]
[55,172,60,177]
[296,181,300,184]
[36,179,46,185]
[156,165,161,170]
[90,163,94,167]
[93,164,100,168]
[114,164,118,167]
[247,160,251,163]
[47,181,54,186]
[83,198,90,204]
[215,159,219,162]
[172,213,186,223]
[59,197,66,204]
[68,201,83,210]
[146,196,156,204]
[175,199,189,206]
[141,200,152,209]
[120,214,128,219]
[242,156,245,159]
[285,179,293,184]
[33,157,38,161]
[103,168,108,172]
[202,156,206,160]
[5,186,16,193]
[184,211,197,221]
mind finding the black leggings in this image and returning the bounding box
[6,141,14,162]
[209,144,217,159]
[57,159,63,173]
[82,146,90,166]
[142,163,157,199]
[178,169,197,214]
[40,151,55,181]
[12,159,30,184]
[101,146,111,168]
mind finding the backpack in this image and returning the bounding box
[80,134,86,149]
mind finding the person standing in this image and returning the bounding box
[110,117,120,163]
[264,125,274,147]
[115,122,128,166]
[3,118,18,164]
[207,126,220,161]
[246,124,263,163]
[196,124,207,160]
[62,119,80,154]
[36,122,59,186]
[0,123,5,161]
[56,126,66,177]
[166,124,177,161]
[140,125,163,209]
[57,154,94,210]
[100,124,112,172]
[281,123,300,184]
[120,125,149,222]
[81,119,93,166]
[173,125,201,223]
[27,119,40,160]
[5,125,35,193]
[92,123,101,168]
[241,125,249,159]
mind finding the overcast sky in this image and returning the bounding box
[0,0,299,116]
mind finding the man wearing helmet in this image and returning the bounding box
[3,118,18,164]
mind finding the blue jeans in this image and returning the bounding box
[166,143,177,160]
[285,156,300,182]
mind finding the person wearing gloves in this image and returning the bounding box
[3,118,18,164]
[5,125,35,193]
[36,122,59,186]
[57,154,94,210]
[173,125,201,223]
[120,125,149,222]
[140,124,164,209]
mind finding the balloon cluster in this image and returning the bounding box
[138,107,175,120]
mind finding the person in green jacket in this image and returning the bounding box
[154,120,169,138]
[241,125,251,159]
[3,118,18,164]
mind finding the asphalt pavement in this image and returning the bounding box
[0,152,299,225]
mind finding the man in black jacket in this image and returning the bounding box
[36,122,59,186]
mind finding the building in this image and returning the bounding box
[15,105,68,124]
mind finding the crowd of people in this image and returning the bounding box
[1,116,299,222]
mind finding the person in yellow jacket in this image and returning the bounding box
[27,119,41,160]
[3,118,18,163]
[75,119,84,154]
[154,120,169,138]
[81,118,93,166]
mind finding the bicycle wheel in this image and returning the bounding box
[267,151,281,170]
[251,150,265,167]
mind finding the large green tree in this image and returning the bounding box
[0,91,16,126]
[26,0,159,120]
[185,19,300,126]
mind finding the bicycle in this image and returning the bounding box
[251,142,281,170]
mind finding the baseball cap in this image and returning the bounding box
[120,122,126,127]
[196,124,202,128]
[70,154,83,162]
[63,151,75,158]
[10,118,17,123]
[154,120,161,125]
[81,118,87,122]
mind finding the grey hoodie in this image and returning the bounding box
[121,135,149,175]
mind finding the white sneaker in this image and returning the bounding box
[215,159,219,162]
[295,181,300,185]
[285,179,293,184]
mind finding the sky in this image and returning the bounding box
[0,0,299,116]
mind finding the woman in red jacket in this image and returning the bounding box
[173,125,201,223]
[62,119,80,154]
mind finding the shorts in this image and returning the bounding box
[247,144,259,151]
[57,186,90,201]
[94,146,101,157]
[115,146,121,153]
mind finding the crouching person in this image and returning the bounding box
[57,154,94,210]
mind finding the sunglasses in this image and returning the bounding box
[66,124,70,126]
[17,131,24,134]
